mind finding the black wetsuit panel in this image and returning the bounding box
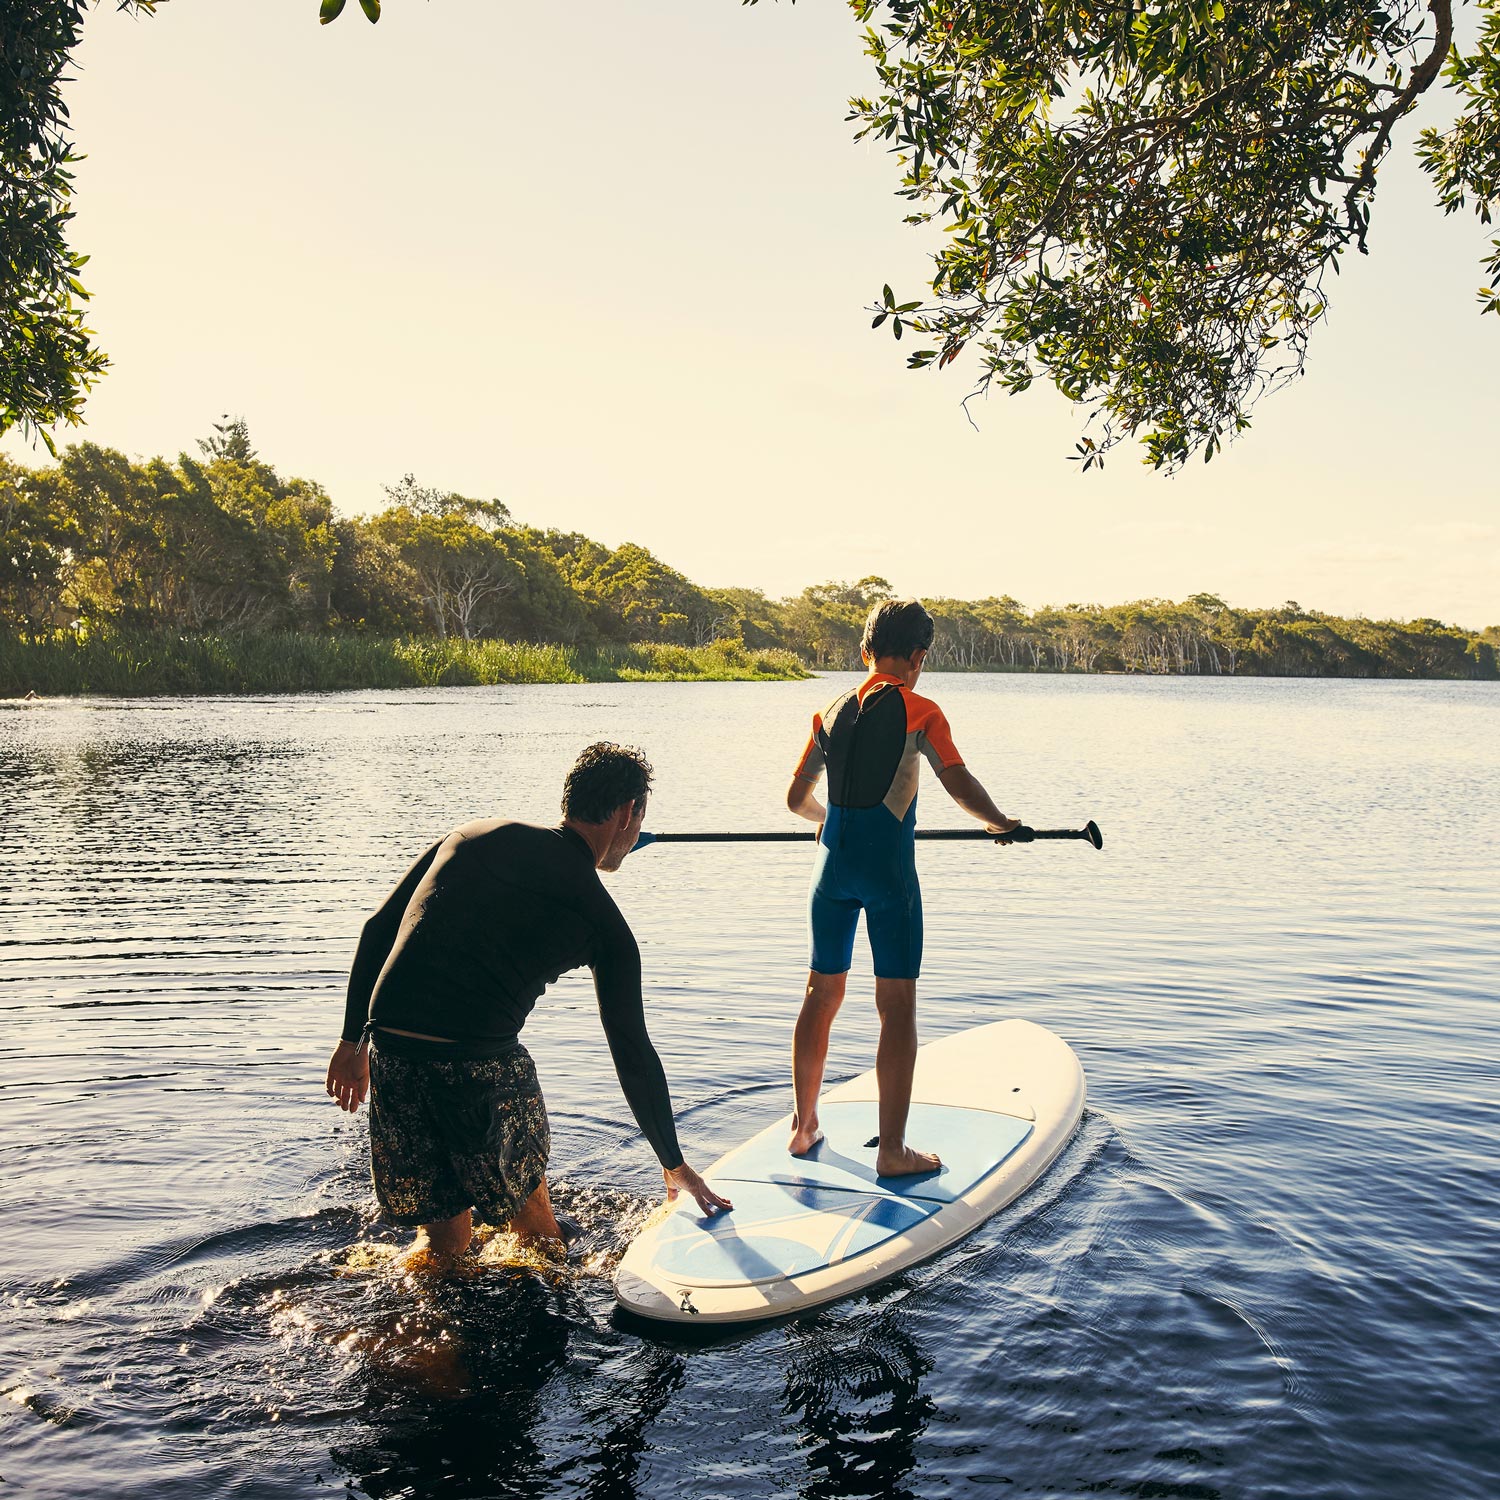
[821,683,909,809]
[340,820,683,1170]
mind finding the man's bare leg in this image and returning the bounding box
[405,1208,473,1266]
[873,978,941,1177]
[789,970,847,1155]
[506,1177,562,1248]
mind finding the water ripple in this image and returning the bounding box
[2,678,1498,1498]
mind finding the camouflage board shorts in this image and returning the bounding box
[367,1033,550,1227]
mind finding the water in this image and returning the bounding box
[2,675,1497,1499]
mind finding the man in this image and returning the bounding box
[325,741,730,1260]
[786,600,1021,1176]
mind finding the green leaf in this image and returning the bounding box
[319,0,347,22]
[882,284,894,307]
[359,0,381,19]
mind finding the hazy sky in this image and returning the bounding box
[5,0,1496,625]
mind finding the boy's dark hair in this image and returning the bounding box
[561,742,654,824]
[862,599,935,662]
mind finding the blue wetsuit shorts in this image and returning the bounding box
[808,803,922,979]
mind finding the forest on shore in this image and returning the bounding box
[2,422,1495,696]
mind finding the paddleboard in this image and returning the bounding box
[614,1017,1085,1324]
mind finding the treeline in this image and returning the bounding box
[1,422,1494,682]
[0,423,747,650]
[918,594,1498,681]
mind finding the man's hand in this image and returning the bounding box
[664,1162,733,1216]
[989,816,1023,841]
[326,1039,369,1114]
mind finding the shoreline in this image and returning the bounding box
[0,633,809,699]
[4,630,1495,701]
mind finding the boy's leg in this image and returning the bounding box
[789,969,847,1155]
[873,978,941,1177]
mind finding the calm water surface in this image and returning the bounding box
[2,675,1497,1499]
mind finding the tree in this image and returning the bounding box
[705,586,789,649]
[328,517,423,632]
[317,0,381,21]
[382,471,512,528]
[542,538,717,644]
[371,477,521,640]
[0,455,75,635]
[197,414,258,464]
[11,2,1498,462]
[0,1,160,444]
[843,0,1500,469]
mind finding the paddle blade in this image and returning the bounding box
[1085,820,1103,850]
[631,831,658,852]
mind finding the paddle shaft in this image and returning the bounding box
[636,820,1102,849]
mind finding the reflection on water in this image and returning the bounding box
[2,678,1499,1498]
[783,1316,935,1500]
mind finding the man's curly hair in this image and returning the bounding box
[561,742,654,824]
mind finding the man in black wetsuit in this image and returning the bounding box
[325,742,730,1260]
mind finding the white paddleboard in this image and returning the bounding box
[615,1017,1085,1324]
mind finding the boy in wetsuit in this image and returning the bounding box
[785,600,1020,1176]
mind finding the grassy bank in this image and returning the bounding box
[0,631,809,697]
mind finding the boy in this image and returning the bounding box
[786,600,1020,1175]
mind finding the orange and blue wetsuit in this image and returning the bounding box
[792,673,965,980]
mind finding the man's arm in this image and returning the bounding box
[937,764,1021,836]
[326,840,442,1114]
[593,914,731,1215]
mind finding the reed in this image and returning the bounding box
[0,631,809,698]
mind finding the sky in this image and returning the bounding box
[4,0,1497,626]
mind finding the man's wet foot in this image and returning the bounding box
[875,1144,942,1177]
[788,1125,825,1157]
[397,1237,472,1274]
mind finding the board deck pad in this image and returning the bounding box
[655,1103,1034,1288]
[652,1181,934,1285]
[711,1101,1033,1204]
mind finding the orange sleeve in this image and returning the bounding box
[793,712,826,780]
[909,698,963,773]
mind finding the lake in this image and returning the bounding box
[2,674,1497,1499]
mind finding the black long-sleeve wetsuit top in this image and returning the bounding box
[341,820,684,1171]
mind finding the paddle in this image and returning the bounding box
[633,820,1103,851]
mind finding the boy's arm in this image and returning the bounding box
[788,715,827,824]
[937,764,1021,836]
[787,773,826,825]
[914,700,1020,835]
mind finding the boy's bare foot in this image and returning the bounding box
[875,1144,942,1177]
[788,1122,825,1157]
